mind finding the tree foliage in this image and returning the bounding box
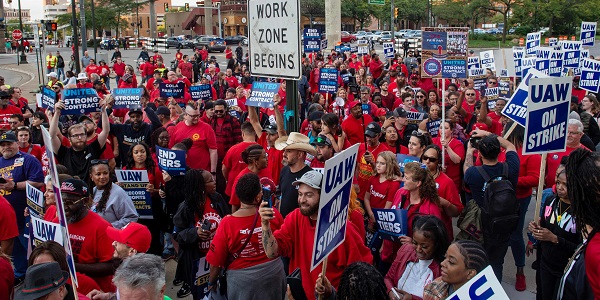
[471,0,524,42]
[433,0,475,26]
[301,0,325,23]
[511,0,600,35]
[395,0,428,27]
[341,0,374,30]
[56,0,147,36]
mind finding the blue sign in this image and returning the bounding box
[341,73,350,83]
[321,39,328,50]
[580,21,597,47]
[580,58,600,93]
[535,47,551,75]
[26,183,44,219]
[395,154,420,172]
[61,88,100,115]
[246,81,280,108]
[524,77,572,154]
[112,88,143,109]
[521,57,536,78]
[561,41,582,69]
[156,146,187,176]
[468,57,480,70]
[41,87,56,110]
[319,68,339,93]
[311,144,358,271]
[502,69,547,127]
[526,32,541,55]
[349,46,357,53]
[422,31,447,52]
[447,266,509,299]
[303,28,321,53]
[549,49,564,77]
[189,84,212,101]
[383,42,395,59]
[513,47,525,77]
[159,82,185,98]
[372,208,408,241]
[115,170,153,218]
[442,59,467,78]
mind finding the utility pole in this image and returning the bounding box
[204,0,213,35]
[0,0,6,53]
[325,0,341,50]
[149,0,157,50]
[91,0,97,61]
[80,0,87,52]
[71,0,81,73]
[18,0,27,63]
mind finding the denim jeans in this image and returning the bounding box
[509,196,532,268]
[56,68,65,80]
[13,227,29,279]
[483,231,511,281]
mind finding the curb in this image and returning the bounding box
[0,65,36,88]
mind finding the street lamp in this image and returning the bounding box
[17,0,27,63]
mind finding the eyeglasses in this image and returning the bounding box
[360,92,369,95]
[488,81,497,84]
[8,121,18,125]
[466,93,476,96]
[62,197,88,206]
[91,159,109,165]
[421,155,438,163]
[416,95,425,98]
[411,130,425,137]
[186,113,201,119]
[214,110,225,113]
[70,133,86,139]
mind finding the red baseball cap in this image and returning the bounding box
[473,122,489,131]
[348,101,361,108]
[106,222,151,253]
[376,108,387,117]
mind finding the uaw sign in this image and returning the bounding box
[580,21,597,47]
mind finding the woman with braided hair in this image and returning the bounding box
[423,240,489,300]
[565,148,600,298]
[88,159,138,229]
[228,144,273,212]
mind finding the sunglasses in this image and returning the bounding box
[466,93,476,96]
[91,159,109,166]
[421,155,438,163]
[411,130,425,137]
[416,95,425,98]
[214,110,225,113]
[488,81,497,84]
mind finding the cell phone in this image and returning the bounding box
[262,186,272,208]
[201,219,211,231]
[0,178,6,184]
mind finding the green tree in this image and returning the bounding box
[395,0,428,28]
[472,0,523,42]
[433,0,475,26]
[342,0,374,30]
[7,20,31,33]
[301,0,325,27]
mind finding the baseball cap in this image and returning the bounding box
[78,115,94,123]
[348,101,361,108]
[365,122,382,137]
[128,105,143,116]
[0,132,16,143]
[393,107,409,118]
[375,108,387,117]
[292,170,323,189]
[60,178,89,197]
[156,106,170,116]
[312,135,332,147]
[397,72,406,77]
[472,122,489,131]
[410,74,419,80]
[263,123,277,134]
[122,73,133,82]
[0,91,10,99]
[308,111,324,122]
[105,222,152,253]
[46,72,58,78]
[93,79,103,86]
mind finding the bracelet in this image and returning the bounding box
[208,281,217,287]
[13,181,17,190]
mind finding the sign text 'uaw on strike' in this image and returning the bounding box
[248,0,301,79]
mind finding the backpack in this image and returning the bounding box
[476,163,519,234]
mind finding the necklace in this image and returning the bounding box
[557,199,571,222]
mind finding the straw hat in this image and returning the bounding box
[274,132,317,156]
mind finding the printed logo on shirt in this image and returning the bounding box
[369,185,385,199]
[13,157,24,167]
[192,133,200,141]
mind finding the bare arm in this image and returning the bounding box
[96,96,110,149]
[208,265,222,292]
[439,197,460,217]
[478,96,492,127]
[75,259,116,277]
[273,95,286,137]
[464,142,475,174]
[48,102,63,152]
[455,90,468,119]
[247,105,263,138]
[259,201,279,259]
[0,239,14,256]
[209,149,218,173]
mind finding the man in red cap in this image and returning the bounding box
[341,100,373,145]
[106,222,152,259]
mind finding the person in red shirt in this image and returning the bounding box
[112,57,126,85]
[259,171,373,299]
[355,122,388,202]
[364,151,401,227]
[151,50,162,63]
[432,120,466,192]
[0,195,18,256]
[228,144,273,212]
[177,55,194,81]
[169,103,218,173]
[310,134,334,169]
[342,101,373,145]
[571,77,587,103]
[545,119,589,187]
[224,68,239,89]
[117,73,136,88]
[85,59,100,78]
[0,91,22,131]
[348,54,362,71]
[76,73,93,88]
[222,122,258,201]
[224,45,233,60]
[369,53,384,80]
[54,178,116,293]
[388,73,407,95]
[16,126,43,163]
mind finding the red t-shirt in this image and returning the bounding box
[258,133,284,186]
[0,105,21,131]
[355,143,387,200]
[368,176,400,209]
[169,121,218,170]
[228,167,273,207]
[433,137,465,192]
[55,212,115,293]
[0,257,13,300]
[19,144,43,162]
[194,198,223,256]
[206,209,284,270]
[86,134,115,160]
[44,204,57,221]
[382,142,409,154]
[349,209,366,243]
[223,141,257,196]
[586,233,600,298]
[515,148,541,199]
[545,145,588,187]
[342,114,373,146]
[273,209,373,298]
[435,172,463,239]
[0,196,18,242]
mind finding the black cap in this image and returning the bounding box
[156,106,170,116]
[393,107,409,118]
[60,178,89,197]
[263,123,277,134]
[0,132,16,143]
[365,122,382,137]
[93,79,103,86]
[78,115,94,123]
[312,134,332,147]
[129,105,143,116]
[308,111,324,122]
[0,91,10,99]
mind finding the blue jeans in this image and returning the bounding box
[56,68,65,80]
[115,76,121,87]
[13,227,29,279]
[509,196,532,268]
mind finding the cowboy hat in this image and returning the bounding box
[274,132,317,156]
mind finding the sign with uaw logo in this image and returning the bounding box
[421,27,469,79]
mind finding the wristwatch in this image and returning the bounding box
[13,181,17,190]
[211,171,217,175]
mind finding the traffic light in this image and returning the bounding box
[164,3,169,12]
[185,3,190,11]
[45,22,57,31]
[394,8,398,18]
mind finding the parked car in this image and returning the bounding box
[224,35,246,45]
[166,37,193,49]
[341,31,357,43]
[405,30,422,38]
[472,28,485,34]
[379,34,394,44]
[241,37,248,46]
[194,36,226,52]
[395,29,410,38]
[485,28,502,34]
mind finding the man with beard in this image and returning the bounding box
[49,98,110,179]
[388,72,406,95]
[0,91,22,131]
[310,134,334,169]
[106,104,162,167]
[306,111,323,145]
[259,171,372,298]
[79,115,116,170]
[341,101,373,145]
[55,178,116,292]
[274,132,316,218]
[0,131,44,284]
